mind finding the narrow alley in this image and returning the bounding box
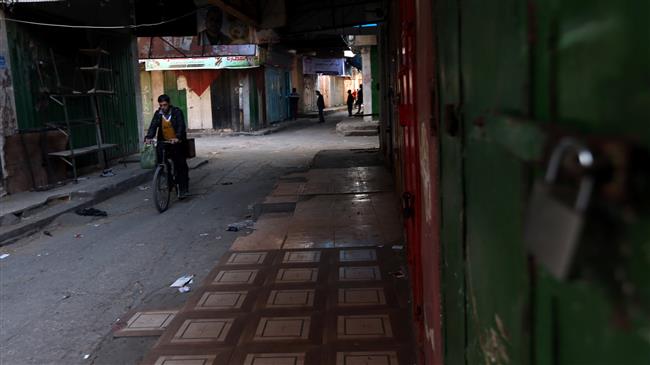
[1,114,388,364]
[1,0,649,364]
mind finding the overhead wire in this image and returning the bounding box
[0,7,200,29]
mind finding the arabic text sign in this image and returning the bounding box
[303,58,345,75]
[143,56,260,71]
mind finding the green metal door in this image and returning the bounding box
[530,0,650,364]
[435,0,650,363]
[249,72,259,130]
[437,0,534,363]
[163,71,187,122]
[435,0,466,363]
[460,1,531,364]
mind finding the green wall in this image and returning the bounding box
[371,46,381,116]
[162,71,188,123]
[6,23,140,162]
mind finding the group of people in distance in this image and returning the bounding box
[346,85,364,117]
[288,85,364,124]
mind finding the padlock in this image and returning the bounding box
[523,137,595,279]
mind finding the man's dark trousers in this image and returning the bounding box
[318,108,325,123]
[157,143,189,192]
[290,101,299,120]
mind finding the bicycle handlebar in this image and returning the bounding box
[145,139,180,145]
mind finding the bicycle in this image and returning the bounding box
[151,140,181,213]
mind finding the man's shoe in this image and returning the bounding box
[179,190,189,199]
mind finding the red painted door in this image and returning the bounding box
[397,0,425,355]
[413,0,443,363]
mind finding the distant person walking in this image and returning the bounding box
[316,91,325,123]
[346,90,354,117]
[355,85,363,115]
[288,88,300,120]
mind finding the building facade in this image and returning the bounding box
[0,5,141,194]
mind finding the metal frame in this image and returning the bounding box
[47,46,117,181]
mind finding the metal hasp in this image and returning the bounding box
[524,137,594,279]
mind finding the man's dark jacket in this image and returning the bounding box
[317,95,325,110]
[145,106,187,141]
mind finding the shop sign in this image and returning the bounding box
[143,56,260,71]
[303,58,345,75]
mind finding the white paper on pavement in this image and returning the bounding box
[170,275,194,288]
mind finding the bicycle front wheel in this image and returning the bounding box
[152,165,171,213]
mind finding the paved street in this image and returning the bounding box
[0,114,378,365]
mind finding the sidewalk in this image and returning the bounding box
[136,149,417,365]
[0,163,151,245]
[0,158,206,245]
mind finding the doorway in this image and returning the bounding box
[210,71,239,131]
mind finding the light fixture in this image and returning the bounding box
[344,50,355,58]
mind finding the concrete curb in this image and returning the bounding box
[335,119,380,136]
[0,170,153,246]
[234,107,349,136]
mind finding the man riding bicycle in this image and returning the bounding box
[145,94,190,198]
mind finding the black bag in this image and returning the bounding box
[185,138,196,159]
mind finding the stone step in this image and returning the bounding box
[336,120,380,136]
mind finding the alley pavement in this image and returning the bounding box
[135,147,416,365]
[0,114,382,365]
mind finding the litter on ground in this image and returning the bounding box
[170,275,194,288]
[227,219,254,232]
[100,169,115,177]
[0,254,10,259]
[76,208,107,217]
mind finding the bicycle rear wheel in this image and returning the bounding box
[153,165,171,212]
